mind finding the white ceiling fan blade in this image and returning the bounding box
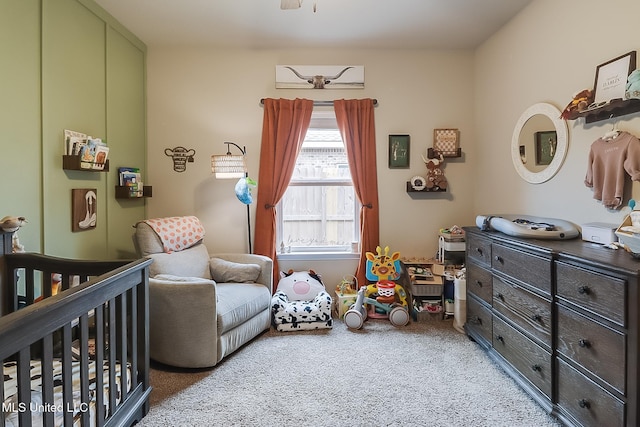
[280,0,302,10]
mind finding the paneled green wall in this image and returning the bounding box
[0,0,42,253]
[0,0,146,259]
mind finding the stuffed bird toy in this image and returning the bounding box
[0,216,27,232]
[235,177,257,205]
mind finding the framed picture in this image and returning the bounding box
[592,51,636,105]
[535,131,557,166]
[388,135,410,168]
[72,189,97,232]
[433,128,460,157]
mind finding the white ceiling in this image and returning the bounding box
[94,0,532,49]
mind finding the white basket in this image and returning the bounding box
[615,212,640,254]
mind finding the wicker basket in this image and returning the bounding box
[615,212,640,255]
[411,283,443,296]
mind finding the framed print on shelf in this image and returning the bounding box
[592,51,636,105]
[433,128,461,157]
[535,130,557,166]
[388,134,410,168]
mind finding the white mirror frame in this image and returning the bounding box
[511,102,568,184]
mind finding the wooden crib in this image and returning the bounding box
[1,246,152,427]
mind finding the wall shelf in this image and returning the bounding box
[406,182,446,193]
[568,98,640,123]
[427,147,462,158]
[63,155,109,172]
[115,185,152,199]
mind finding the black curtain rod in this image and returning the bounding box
[260,98,378,107]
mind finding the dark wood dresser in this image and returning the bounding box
[464,226,639,427]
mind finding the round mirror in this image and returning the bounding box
[511,103,568,184]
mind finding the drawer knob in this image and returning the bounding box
[531,364,542,372]
[476,247,483,255]
[578,339,591,348]
[531,314,542,322]
[578,399,591,409]
[475,280,483,288]
[470,315,481,325]
[496,293,504,301]
[494,255,504,263]
[496,335,504,343]
[578,285,591,295]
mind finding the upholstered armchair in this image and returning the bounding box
[133,216,273,368]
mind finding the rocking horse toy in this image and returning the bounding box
[344,246,410,329]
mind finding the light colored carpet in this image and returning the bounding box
[138,318,562,427]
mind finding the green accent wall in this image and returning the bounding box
[0,0,146,259]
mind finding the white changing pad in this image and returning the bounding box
[476,214,580,240]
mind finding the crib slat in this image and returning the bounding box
[118,292,129,402]
[130,287,139,390]
[41,334,55,427]
[61,324,73,426]
[108,297,117,416]
[17,348,32,427]
[25,267,35,306]
[79,313,91,426]
[94,303,106,426]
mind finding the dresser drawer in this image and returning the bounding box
[491,244,551,295]
[557,304,626,393]
[557,358,624,427]
[493,276,551,348]
[493,316,552,399]
[466,262,493,304]
[466,296,492,345]
[556,261,626,327]
[466,233,492,266]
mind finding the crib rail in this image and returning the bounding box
[1,254,152,427]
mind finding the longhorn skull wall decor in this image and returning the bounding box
[165,146,196,172]
[275,65,364,89]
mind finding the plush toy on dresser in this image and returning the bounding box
[271,270,333,331]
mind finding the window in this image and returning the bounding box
[277,112,360,255]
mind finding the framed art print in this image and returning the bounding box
[389,135,410,168]
[535,130,557,166]
[433,128,460,157]
[592,51,636,104]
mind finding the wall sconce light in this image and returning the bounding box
[211,142,253,253]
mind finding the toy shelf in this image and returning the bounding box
[115,185,152,199]
[406,182,446,193]
[62,155,109,172]
[567,98,640,123]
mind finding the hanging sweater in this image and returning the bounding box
[584,131,640,209]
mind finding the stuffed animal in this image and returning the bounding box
[235,176,257,205]
[626,69,640,100]
[276,269,326,301]
[560,89,593,119]
[421,153,447,190]
[0,216,27,232]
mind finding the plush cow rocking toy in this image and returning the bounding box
[271,270,333,331]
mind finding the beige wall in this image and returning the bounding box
[147,48,476,286]
[146,0,640,287]
[474,0,640,225]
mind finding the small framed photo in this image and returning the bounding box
[592,51,636,105]
[535,131,557,166]
[389,134,410,168]
[433,128,460,157]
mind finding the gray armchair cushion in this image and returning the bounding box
[147,243,212,279]
[210,257,261,283]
